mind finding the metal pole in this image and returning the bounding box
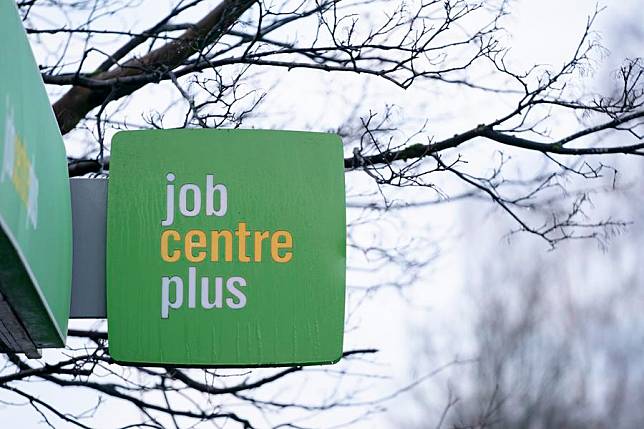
[70,178,107,318]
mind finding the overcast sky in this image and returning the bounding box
[2,0,643,427]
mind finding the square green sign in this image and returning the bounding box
[0,0,72,352]
[107,129,346,366]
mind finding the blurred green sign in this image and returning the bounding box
[0,1,72,351]
[107,129,346,366]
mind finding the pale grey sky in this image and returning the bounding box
[2,0,643,427]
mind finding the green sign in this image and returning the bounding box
[0,1,72,349]
[107,129,346,366]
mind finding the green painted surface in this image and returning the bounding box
[107,129,346,366]
[0,1,72,347]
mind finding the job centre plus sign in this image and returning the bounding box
[107,129,346,366]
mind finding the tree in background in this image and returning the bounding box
[1,0,643,427]
[405,168,644,428]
